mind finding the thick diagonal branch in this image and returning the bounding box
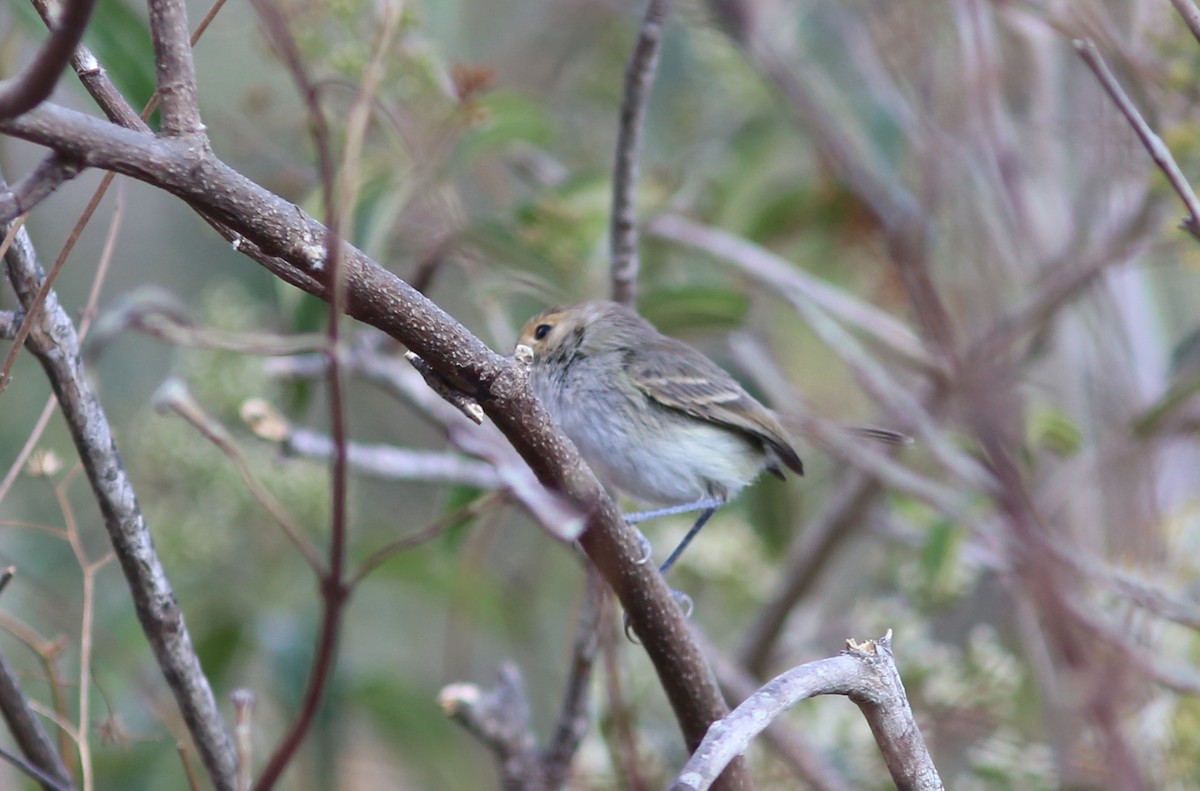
[0,101,749,789]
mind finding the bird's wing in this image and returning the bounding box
[627,338,804,475]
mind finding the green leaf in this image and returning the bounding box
[1026,407,1082,457]
[920,518,962,603]
[85,0,157,113]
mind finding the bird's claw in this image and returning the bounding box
[629,526,654,565]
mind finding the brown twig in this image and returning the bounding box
[600,600,649,791]
[242,0,376,782]
[1074,39,1200,241]
[440,664,547,791]
[151,377,325,572]
[0,643,76,791]
[146,0,204,135]
[349,491,502,586]
[540,565,603,788]
[609,0,672,307]
[231,689,255,791]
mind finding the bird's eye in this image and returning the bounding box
[534,323,553,340]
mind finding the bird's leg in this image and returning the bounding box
[623,497,724,524]
[658,507,716,574]
[621,508,716,642]
[623,497,722,566]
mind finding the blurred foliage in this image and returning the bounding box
[4,0,1200,788]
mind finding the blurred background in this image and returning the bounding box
[3,0,1200,787]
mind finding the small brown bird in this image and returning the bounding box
[517,300,804,572]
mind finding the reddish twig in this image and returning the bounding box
[1074,39,1200,242]
[609,0,672,306]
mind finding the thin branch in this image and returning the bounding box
[231,690,255,791]
[2,213,239,791]
[269,346,586,543]
[738,470,881,675]
[1169,0,1200,54]
[0,154,82,216]
[0,644,76,791]
[540,565,603,788]
[1074,39,1200,241]
[405,350,484,424]
[0,180,121,510]
[672,632,943,791]
[649,212,992,492]
[609,0,672,306]
[699,631,854,791]
[146,0,204,135]
[151,377,324,573]
[83,286,327,358]
[242,0,390,784]
[281,426,502,489]
[0,742,74,791]
[350,491,502,586]
[648,214,938,374]
[0,0,96,120]
[440,664,546,791]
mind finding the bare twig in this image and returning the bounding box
[1169,0,1200,55]
[0,644,76,791]
[440,664,546,791]
[281,426,501,488]
[151,377,324,572]
[231,689,255,791]
[2,209,239,790]
[0,181,122,511]
[699,631,853,791]
[84,287,327,358]
[268,347,586,543]
[541,565,603,788]
[599,600,648,791]
[146,0,204,135]
[0,0,96,120]
[1074,39,1200,241]
[405,351,484,424]
[0,154,82,217]
[349,491,502,586]
[0,742,74,791]
[610,0,672,306]
[649,214,938,373]
[671,632,943,791]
